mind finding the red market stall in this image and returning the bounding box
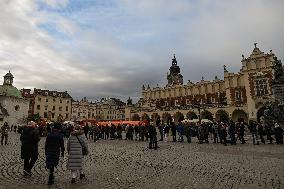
[97,121,145,126]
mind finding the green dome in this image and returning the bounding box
[0,85,22,98]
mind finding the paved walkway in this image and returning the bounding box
[0,132,283,189]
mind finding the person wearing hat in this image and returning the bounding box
[45,123,65,185]
[1,122,9,145]
[67,125,89,183]
[20,121,40,176]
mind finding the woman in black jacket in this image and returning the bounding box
[45,123,65,185]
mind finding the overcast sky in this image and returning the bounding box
[0,0,284,102]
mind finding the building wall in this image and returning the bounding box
[33,94,72,121]
[0,96,29,126]
[71,99,96,121]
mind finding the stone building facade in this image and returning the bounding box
[0,71,29,126]
[95,97,125,121]
[71,97,96,121]
[22,88,72,122]
[125,44,277,123]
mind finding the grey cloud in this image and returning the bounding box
[0,0,284,103]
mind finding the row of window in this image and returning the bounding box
[37,105,69,111]
[38,97,70,104]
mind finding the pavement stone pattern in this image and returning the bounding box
[0,132,283,189]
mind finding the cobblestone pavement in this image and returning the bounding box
[0,132,283,189]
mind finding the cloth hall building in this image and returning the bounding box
[125,44,277,124]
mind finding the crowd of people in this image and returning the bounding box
[0,119,283,185]
[79,120,284,146]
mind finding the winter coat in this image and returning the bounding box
[67,133,89,171]
[148,125,157,137]
[177,124,184,135]
[170,124,177,134]
[20,126,40,159]
[45,130,65,169]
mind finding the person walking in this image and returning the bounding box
[45,123,65,185]
[83,123,89,140]
[1,122,9,145]
[20,121,40,176]
[148,123,158,149]
[67,125,89,183]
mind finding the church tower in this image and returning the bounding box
[3,71,14,86]
[167,54,183,86]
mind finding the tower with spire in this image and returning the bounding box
[167,54,183,86]
[3,70,14,86]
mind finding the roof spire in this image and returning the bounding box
[172,54,177,65]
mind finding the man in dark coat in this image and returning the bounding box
[20,121,40,176]
[148,124,158,149]
[83,124,89,140]
[45,123,65,185]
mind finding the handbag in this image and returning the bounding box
[76,135,87,155]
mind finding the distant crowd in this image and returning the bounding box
[79,120,284,145]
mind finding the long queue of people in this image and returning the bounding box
[80,121,284,145]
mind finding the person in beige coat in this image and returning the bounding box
[67,125,89,183]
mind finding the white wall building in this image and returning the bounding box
[0,71,29,126]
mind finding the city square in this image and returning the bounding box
[0,133,283,189]
[1,1,284,189]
